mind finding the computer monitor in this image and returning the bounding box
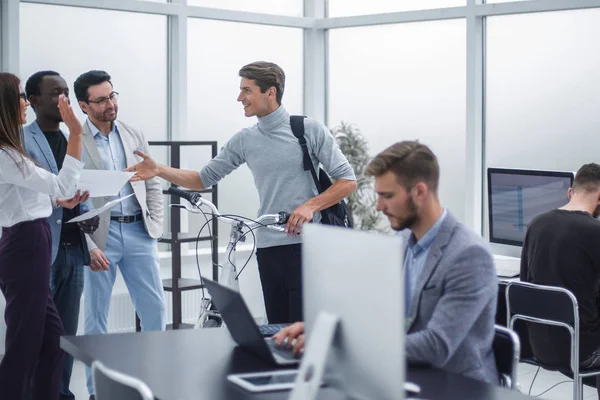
[488,168,574,247]
[301,224,405,400]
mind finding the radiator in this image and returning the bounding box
[80,290,205,334]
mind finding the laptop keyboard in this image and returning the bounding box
[265,338,297,361]
[258,323,291,337]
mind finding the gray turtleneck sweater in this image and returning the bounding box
[199,106,356,248]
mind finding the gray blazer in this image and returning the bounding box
[82,120,163,251]
[404,212,498,384]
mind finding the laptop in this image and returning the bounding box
[202,278,300,366]
[258,323,291,337]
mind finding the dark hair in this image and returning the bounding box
[25,70,60,98]
[366,140,440,193]
[238,61,285,105]
[0,72,29,169]
[74,70,112,102]
[572,163,600,194]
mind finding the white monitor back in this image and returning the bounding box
[302,224,405,400]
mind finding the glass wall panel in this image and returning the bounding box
[328,0,464,17]
[486,9,600,251]
[20,3,168,142]
[328,20,467,223]
[189,0,303,16]
[187,19,303,246]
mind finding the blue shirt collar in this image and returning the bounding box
[407,209,447,254]
[87,118,118,139]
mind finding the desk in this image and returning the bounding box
[61,328,533,400]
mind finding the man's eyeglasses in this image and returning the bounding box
[19,93,27,101]
[87,92,119,107]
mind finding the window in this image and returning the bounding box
[20,3,168,142]
[486,9,600,172]
[187,19,303,245]
[189,0,303,16]
[485,9,600,244]
[328,20,467,222]
[328,0,464,17]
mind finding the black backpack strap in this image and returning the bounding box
[290,115,324,193]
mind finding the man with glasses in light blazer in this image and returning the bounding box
[74,70,165,400]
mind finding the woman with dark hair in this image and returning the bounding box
[0,72,84,400]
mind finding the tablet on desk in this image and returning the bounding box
[228,370,420,395]
[227,370,298,392]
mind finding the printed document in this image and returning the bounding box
[76,170,136,197]
[67,194,135,223]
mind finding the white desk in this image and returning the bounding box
[493,254,520,278]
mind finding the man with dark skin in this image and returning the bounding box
[23,70,99,400]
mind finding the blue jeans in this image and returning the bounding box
[84,220,165,395]
[51,243,85,400]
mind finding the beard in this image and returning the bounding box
[390,196,419,232]
[92,106,117,122]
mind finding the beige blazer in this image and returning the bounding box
[82,119,163,251]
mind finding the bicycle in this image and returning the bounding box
[166,187,289,328]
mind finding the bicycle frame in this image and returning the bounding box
[168,189,288,328]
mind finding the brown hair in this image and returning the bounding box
[366,141,440,193]
[239,61,285,105]
[0,73,28,167]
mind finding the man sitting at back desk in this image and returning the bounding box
[521,163,600,396]
[275,141,499,384]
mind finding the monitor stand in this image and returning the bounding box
[289,312,339,400]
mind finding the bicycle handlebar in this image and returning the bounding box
[167,186,289,230]
[167,186,202,206]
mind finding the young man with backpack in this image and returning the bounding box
[126,61,357,323]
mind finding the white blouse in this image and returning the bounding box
[0,148,83,228]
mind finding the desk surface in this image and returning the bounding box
[61,328,533,400]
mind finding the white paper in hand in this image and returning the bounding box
[76,170,136,197]
[67,193,135,223]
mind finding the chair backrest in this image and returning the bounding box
[92,360,154,400]
[506,281,578,328]
[493,324,520,389]
[505,281,580,373]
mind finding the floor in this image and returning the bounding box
[513,362,598,399]
[66,358,600,399]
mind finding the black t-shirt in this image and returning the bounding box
[43,131,82,246]
[520,209,600,367]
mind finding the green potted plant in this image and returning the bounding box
[331,122,389,232]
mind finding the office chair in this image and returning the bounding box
[92,360,154,400]
[493,324,520,389]
[506,281,600,400]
